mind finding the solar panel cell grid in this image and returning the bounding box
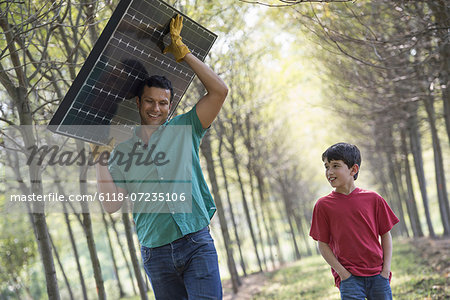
[49,0,216,144]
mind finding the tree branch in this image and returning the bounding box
[238,0,352,7]
[0,61,17,99]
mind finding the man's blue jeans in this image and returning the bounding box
[340,274,393,300]
[140,227,222,300]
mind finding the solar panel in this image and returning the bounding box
[48,0,217,144]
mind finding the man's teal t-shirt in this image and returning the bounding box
[108,105,216,248]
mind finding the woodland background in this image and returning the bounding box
[0,0,449,299]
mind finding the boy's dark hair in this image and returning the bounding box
[137,75,174,103]
[322,142,361,180]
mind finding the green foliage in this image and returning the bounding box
[0,214,37,296]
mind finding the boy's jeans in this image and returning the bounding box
[340,274,393,300]
[140,226,222,300]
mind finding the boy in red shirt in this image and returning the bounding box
[310,143,399,300]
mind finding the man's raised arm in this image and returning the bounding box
[184,53,228,129]
[163,15,228,128]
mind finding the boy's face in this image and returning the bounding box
[323,158,358,190]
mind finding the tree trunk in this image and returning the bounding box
[101,209,126,297]
[243,116,268,271]
[252,169,277,268]
[254,169,284,266]
[247,163,268,271]
[393,149,414,235]
[230,145,263,272]
[381,127,410,237]
[400,128,423,237]
[15,83,61,299]
[109,214,138,295]
[408,105,435,237]
[428,0,450,143]
[221,113,263,272]
[2,15,61,292]
[53,177,89,300]
[29,211,61,299]
[76,141,107,300]
[422,92,450,235]
[293,210,312,256]
[372,144,402,237]
[122,209,148,299]
[385,150,410,237]
[63,204,89,300]
[49,232,75,300]
[278,174,301,260]
[81,214,106,300]
[200,132,241,293]
[82,0,100,49]
[217,138,247,276]
[286,208,302,260]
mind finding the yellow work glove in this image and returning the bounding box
[163,15,191,62]
[89,138,115,161]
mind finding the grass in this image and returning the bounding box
[389,239,447,299]
[119,239,447,299]
[121,292,155,300]
[251,239,448,299]
[252,256,338,300]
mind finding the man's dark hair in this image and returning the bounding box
[137,75,174,103]
[322,142,361,180]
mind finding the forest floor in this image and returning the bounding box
[222,237,449,300]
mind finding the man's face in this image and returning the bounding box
[137,86,171,126]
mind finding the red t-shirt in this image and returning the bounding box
[309,188,399,288]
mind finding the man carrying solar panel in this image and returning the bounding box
[92,15,228,299]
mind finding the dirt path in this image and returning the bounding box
[223,272,268,300]
[409,237,450,277]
